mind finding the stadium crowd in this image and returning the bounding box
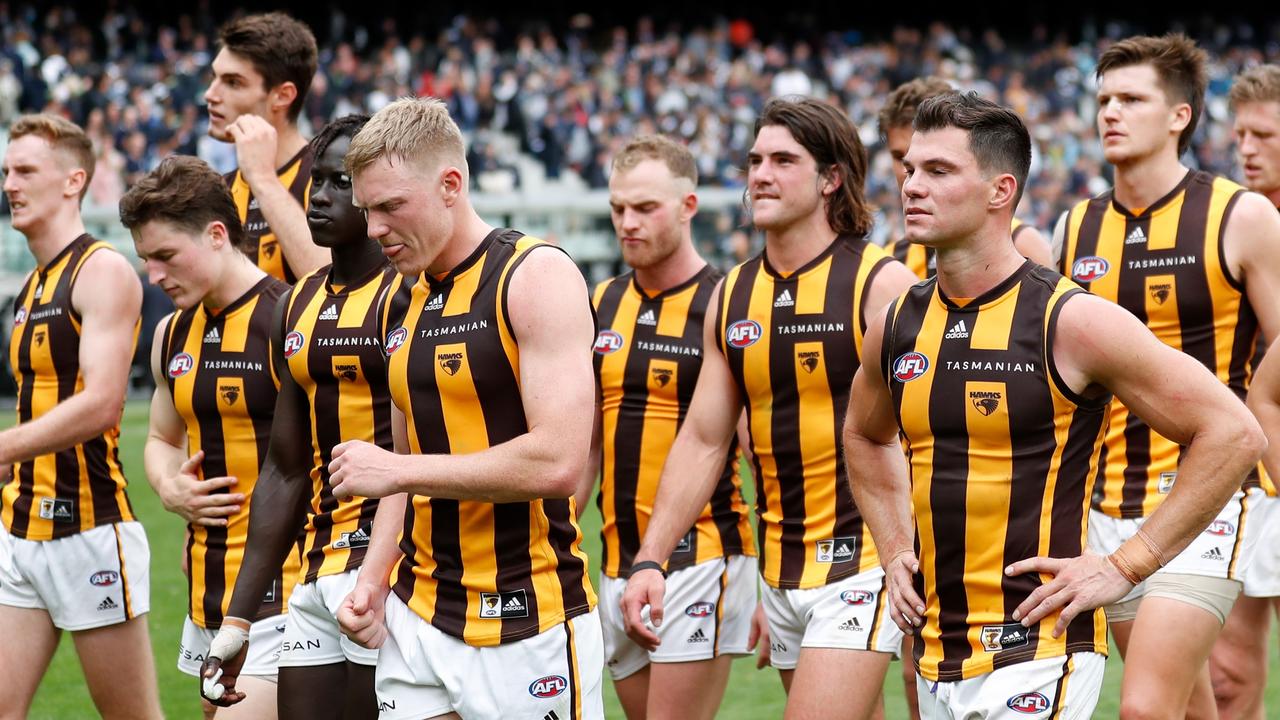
[2,5,1277,243]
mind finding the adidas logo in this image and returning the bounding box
[425,294,444,312]
[687,628,710,644]
[638,309,657,326]
[774,289,794,308]
[1125,226,1147,245]
[504,596,526,612]
[544,712,562,720]
[33,283,43,299]
[204,326,221,344]
[331,526,371,549]
[97,597,118,612]
[1202,547,1225,561]
[944,320,969,339]
[319,304,339,321]
[838,618,863,632]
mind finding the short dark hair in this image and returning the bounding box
[218,13,318,123]
[119,155,245,248]
[1096,33,1207,156]
[914,91,1032,206]
[754,97,872,238]
[310,114,372,160]
[878,77,954,137]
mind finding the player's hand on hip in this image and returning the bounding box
[620,567,665,651]
[747,601,771,669]
[225,114,279,186]
[200,618,251,706]
[161,451,244,526]
[338,581,390,649]
[328,440,400,499]
[1006,551,1133,638]
[885,549,926,633]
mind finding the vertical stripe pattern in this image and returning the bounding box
[226,146,314,284]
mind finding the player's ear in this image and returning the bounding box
[270,82,298,119]
[989,173,1018,212]
[206,220,229,249]
[1169,101,1192,136]
[820,165,843,197]
[440,166,464,208]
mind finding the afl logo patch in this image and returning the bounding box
[892,352,930,382]
[384,327,408,355]
[283,331,305,358]
[528,675,567,698]
[840,590,873,605]
[1071,256,1110,283]
[725,319,762,348]
[1007,692,1050,714]
[167,352,194,378]
[13,307,26,326]
[594,329,623,354]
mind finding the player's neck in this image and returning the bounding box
[329,239,387,287]
[274,123,307,169]
[633,238,704,294]
[23,208,87,267]
[934,222,1026,300]
[1113,151,1188,211]
[427,207,494,278]
[203,255,268,312]
[763,213,838,275]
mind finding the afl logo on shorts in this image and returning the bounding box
[384,327,408,355]
[892,352,930,382]
[13,307,26,326]
[840,590,873,606]
[89,571,120,587]
[283,331,305,358]
[528,675,567,698]
[1071,256,1110,283]
[594,329,623,354]
[725,319,762,348]
[1206,520,1235,536]
[167,352,194,378]
[685,602,715,617]
[1007,692,1050,714]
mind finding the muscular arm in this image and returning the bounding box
[1248,341,1280,481]
[861,259,919,332]
[0,250,140,465]
[1224,191,1280,342]
[353,405,413,590]
[573,395,603,519]
[1013,225,1054,267]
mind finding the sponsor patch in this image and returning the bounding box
[892,352,929,382]
[529,675,568,698]
[725,320,762,349]
[1206,520,1235,537]
[685,602,715,618]
[283,331,305,357]
[168,352,194,378]
[38,497,75,523]
[1071,256,1109,283]
[1158,472,1176,494]
[384,327,408,355]
[89,571,120,587]
[815,537,856,564]
[980,623,1029,652]
[594,329,624,354]
[1007,691,1050,714]
[840,589,873,606]
[479,589,530,619]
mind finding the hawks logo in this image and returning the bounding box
[438,352,463,376]
[168,353,194,378]
[261,240,278,259]
[594,329,623,354]
[1071,255,1109,283]
[1150,283,1172,305]
[13,307,26,326]
[799,351,820,373]
[335,363,359,382]
[384,327,408,355]
[725,319,762,348]
[892,352,929,382]
[219,384,241,406]
[970,390,1001,416]
[652,368,673,387]
[33,329,46,347]
[283,331,305,358]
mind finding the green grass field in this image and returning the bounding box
[17,399,1280,718]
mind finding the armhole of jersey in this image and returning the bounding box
[67,242,113,325]
[713,278,728,357]
[159,312,177,383]
[1218,189,1248,293]
[1044,288,1109,410]
[880,297,899,385]
[1056,207,1075,275]
[498,242,574,343]
[858,256,893,337]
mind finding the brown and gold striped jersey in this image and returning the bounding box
[226,146,313,284]
[592,266,754,579]
[163,275,299,628]
[887,218,1033,280]
[885,262,1109,682]
[381,228,596,647]
[3,235,136,540]
[715,235,890,589]
[283,264,397,583]
[1060,170,1270,514]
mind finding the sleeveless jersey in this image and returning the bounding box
[226,146,313,284]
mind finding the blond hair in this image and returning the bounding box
[9,114,95,197]
[1230,65,1280,109]
[612,135,698,184]
[345,97,466,178]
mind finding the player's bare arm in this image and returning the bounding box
[573,395,604,519]
[143,314,244,525]
[1223,190,1280,339]
[620,280,743,650]
[1013,224,1054,267]
[843,302,925,633]
[1247,342,1280,479]
[0,250,140,465]
[227,115,326,278]
[1008,292,1266,634]
[329,248,594,501]
[861,260,922,331]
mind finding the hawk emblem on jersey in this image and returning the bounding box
[219,384,241,406]
[725,320,762,348]
[33,328,46,347]
[594,329,624,354]
[1150,283,1171,305]
[1071,255,1109,283]
[384,327,408,355]
[652,368,673,387]
[438,352,463,376]
[970,391,1001,416]
[799,351,820,373]
[13,307,26,326]
[335,363,359,382]
[168,352,194,378]
[892,352,930,382]
[262,240,278,259]
[283,331,305,358]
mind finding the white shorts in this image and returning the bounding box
[279,570,379,668]
[759,566,904,670]
[1240,488,1280,597]
[0,521,150,631]
[598,555,756,680]
[377,592,604,720]
[177,615,285,679]
[917,652,1104,720]
[1088,490,1249,604]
